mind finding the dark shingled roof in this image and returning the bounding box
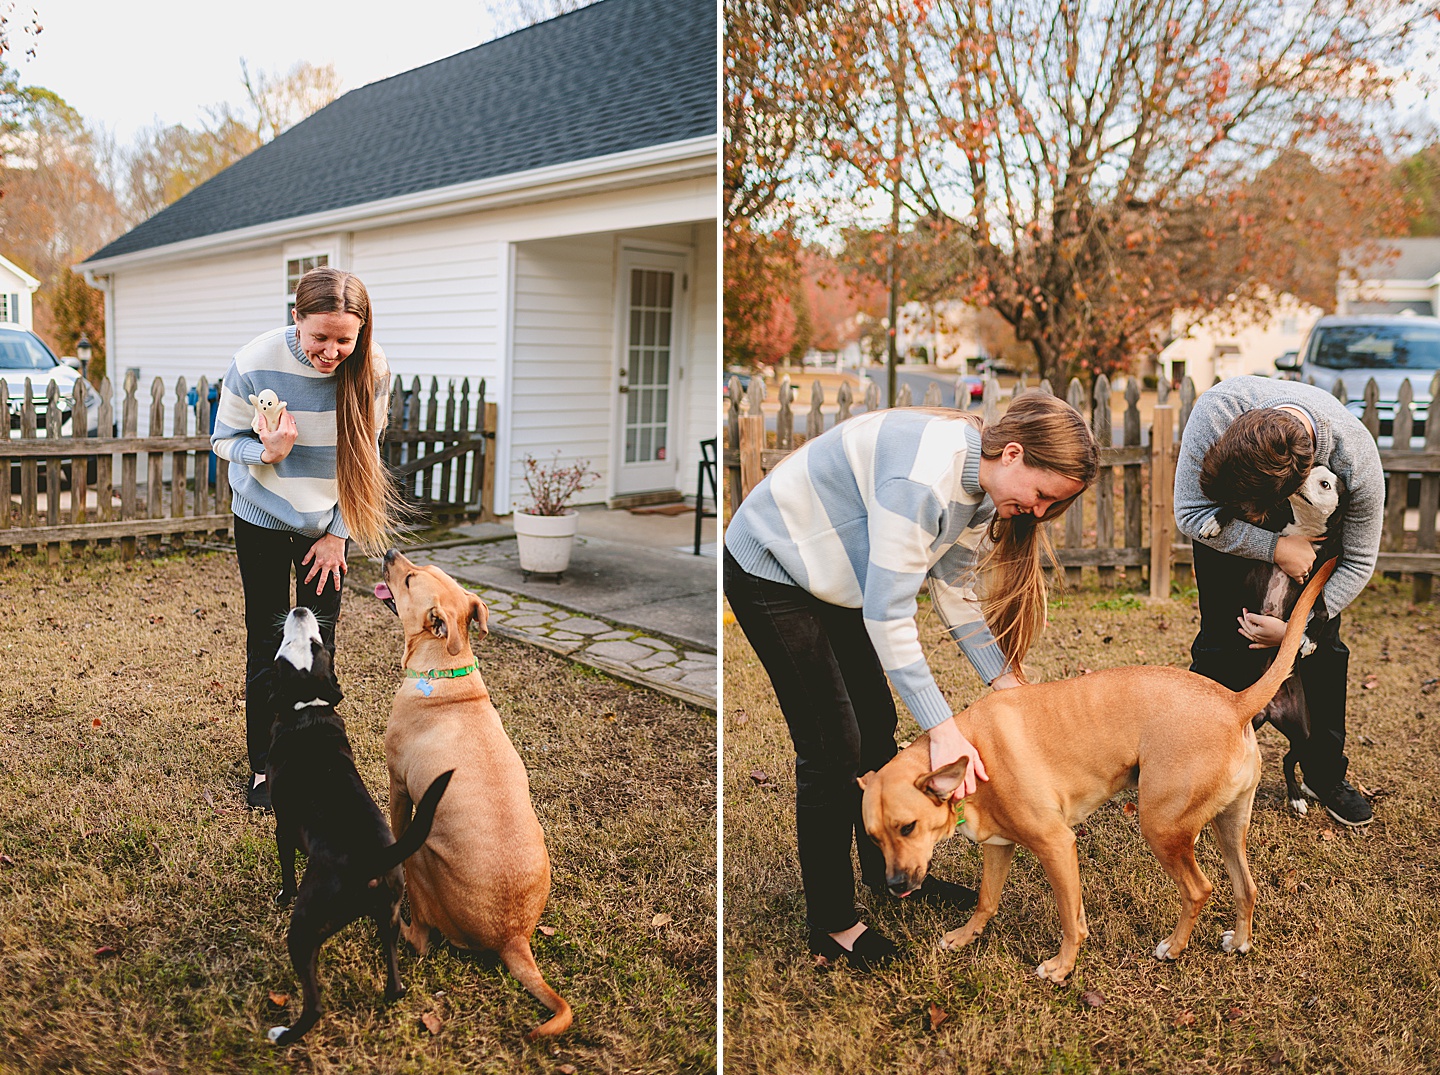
[86,0,715,262]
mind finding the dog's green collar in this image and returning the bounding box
[404,661,479,681]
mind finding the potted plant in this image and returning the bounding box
[512,452,601,576]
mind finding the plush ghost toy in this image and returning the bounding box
[248,389,288,434]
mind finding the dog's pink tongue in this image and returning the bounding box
[374,582,392,601]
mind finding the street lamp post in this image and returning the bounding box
[75,333,92,379]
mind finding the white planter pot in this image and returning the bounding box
[513,509,580,574]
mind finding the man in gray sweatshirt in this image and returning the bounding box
[1174,376,1383,826]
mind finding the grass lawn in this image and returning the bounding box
[723,576,1440,1074]
[0,547,716,1074]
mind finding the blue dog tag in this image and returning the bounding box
[415,679,434,696]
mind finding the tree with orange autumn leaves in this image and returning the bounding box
[730,0,1434,385]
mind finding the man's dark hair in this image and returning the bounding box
[1198,408,1313,523]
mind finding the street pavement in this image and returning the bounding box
[409,505,718,711]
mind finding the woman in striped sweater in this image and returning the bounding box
[724,393,1098,968]
[212,267,401,810]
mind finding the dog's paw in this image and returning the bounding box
[939,924,981,950]
[275,888,295,908]
[1299,637,1317,658]
[1154,939,1178,961]
[384,981,408,1003]
[1199,516,1223,539]
[1033,957,1072,984]
[267,1026,289,1045]
[1289,798,1308,816]
[1219,930,1252,955]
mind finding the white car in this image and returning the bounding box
[0,323,104,438]
[1275,314,1438,447]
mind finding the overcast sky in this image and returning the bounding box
[17,1,508,145]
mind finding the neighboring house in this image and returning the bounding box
[893,300,987,369]
[0,255,39,330]
[1337,237,1440,317]
[76,0,716,512]
[1156,292,1323,387]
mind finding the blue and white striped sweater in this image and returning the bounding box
[212,326,387,539]
[725,409,1008,730]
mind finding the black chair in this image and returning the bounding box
[694,437,717,555]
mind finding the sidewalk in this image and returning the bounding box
[413,505,718,711]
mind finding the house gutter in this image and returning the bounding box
[76,136,717,274]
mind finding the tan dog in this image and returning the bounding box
[376,550,572,1039]
[860,559,1336,985]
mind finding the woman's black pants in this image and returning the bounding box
[723,549,897,934]
[234,516,347,774]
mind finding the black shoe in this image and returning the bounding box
[246,773,272,811]
[807,925,900,971]
[867,875,978,912]
[1302,778,1372,828]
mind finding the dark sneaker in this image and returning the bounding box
[246,774,272,811]
[807,925,901,971]
[1303,778,1372,828]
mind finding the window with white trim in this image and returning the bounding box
[0,294,9,322]
[285,254,330,321]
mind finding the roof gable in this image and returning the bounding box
[85,0,715,263]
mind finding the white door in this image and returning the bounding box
[614,248,687,496]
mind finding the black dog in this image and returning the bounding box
[1239,467,1343,814]
[264,607,453,1046]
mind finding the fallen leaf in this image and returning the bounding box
[1281,868,1299,894]
[0,853,14,867]
[1122,801,1138,817]
[1320,830,1335,841]
[537,924,557,936]
[651,913,673,928]
[1080,990,1105,1008]
[749,770,770,785]
[1173,1010,1196,1028]
[267,991,289,1007]
[420,1012,443,1035]
[928,1001,950,1031]
[732,709,749,726]
[94,945,120,959]
[558,1065,578,1075]
[91,718,102,728]
[1268,1049,1285,1066]
[813,953,831,969]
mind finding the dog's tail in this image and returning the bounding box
[1232,558,1336,722]
[499,935,573,1040]
[370,769,455,878]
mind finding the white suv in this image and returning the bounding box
[0,323,103,437]
[1276,314,1439,446]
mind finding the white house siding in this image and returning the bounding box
[0,260,38,330]
[510,234,616,510]
[106,247,279,428]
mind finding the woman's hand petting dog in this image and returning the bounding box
[1237,608,1286,649]
[928,719,989,800]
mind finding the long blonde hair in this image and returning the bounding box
[292,267,402,554]
[958,392,1099,681]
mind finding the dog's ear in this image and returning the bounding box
[915,758,970,805]
[427,605,469,657]
[314,644,344,706]
[467,593,489,643]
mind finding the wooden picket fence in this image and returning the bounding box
[0,371,496,562]
[725,369,1440,603]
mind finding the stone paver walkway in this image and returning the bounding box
[465,582,717,712]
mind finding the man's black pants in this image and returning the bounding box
[723,550,896,934]
[234,516,347,774]
[1189,540,1349,791]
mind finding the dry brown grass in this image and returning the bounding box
[723,576,1440,1075]
[0,547,716,1074]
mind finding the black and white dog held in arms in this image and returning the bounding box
[1200,465,1343,814]
[264,607,454,1046]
